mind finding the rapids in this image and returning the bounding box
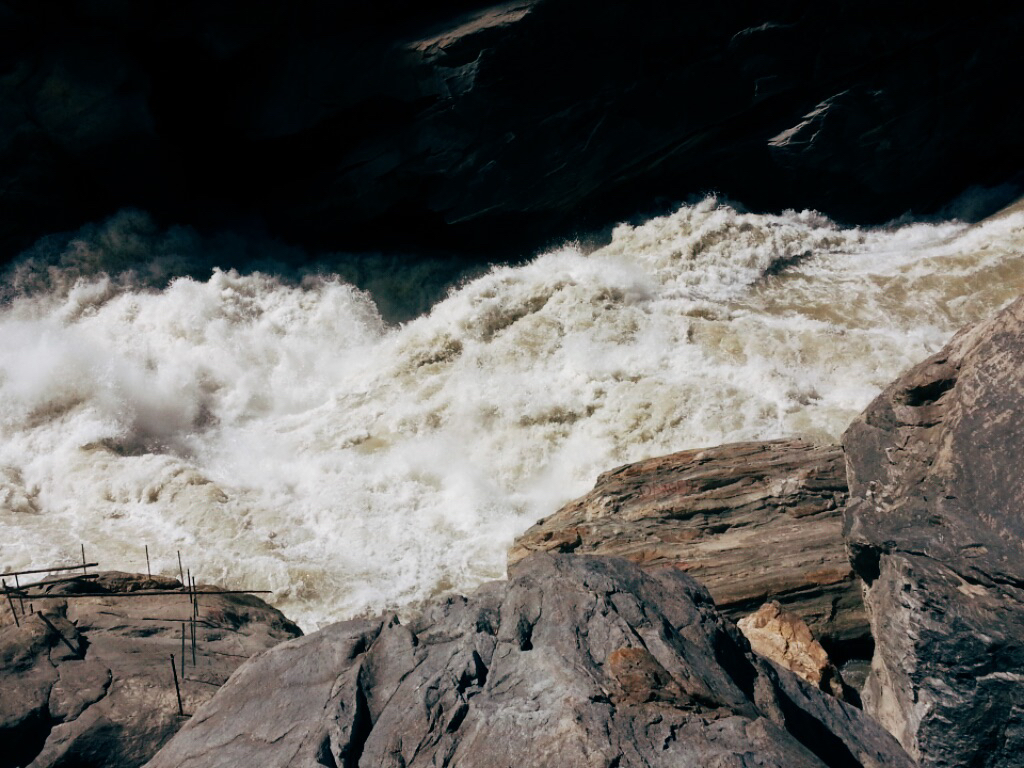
[2,197,1022,628]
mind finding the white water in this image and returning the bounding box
[1,198,1022,629]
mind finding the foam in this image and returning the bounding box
[2,198,1022,628]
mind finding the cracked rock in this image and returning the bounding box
[0,572,300,768]
[843,295,1024,767]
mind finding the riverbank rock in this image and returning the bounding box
[0,571,300,768]
[146,554,911,768]
[510,439,866,658]
[843,295,1024,767]
[2,2,1023,258]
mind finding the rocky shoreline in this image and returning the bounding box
[6,297,1022,766]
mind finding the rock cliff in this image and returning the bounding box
[843,295,1024,766]
[146,554,912,768]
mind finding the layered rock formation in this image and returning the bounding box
[146,554,911,768]
[510,439,866,656]
[0,572,300,768]
[843,296,1024,766]
[2,1,1023,258]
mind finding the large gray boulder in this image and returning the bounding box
[0,572,300,768]
[510,439,866,656]
[843,296,1024,766]
[147,554,911,768]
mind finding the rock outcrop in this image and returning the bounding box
[2,1,1023,258]
[0,571,300,768]
[843,295,1024,767]
[147,554,911,768]
[510,439,866,657]
[737,602,843,699]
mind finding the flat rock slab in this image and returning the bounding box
[510,439,866,654]
[843,295,1024,767]
[0,572,300,768]
[147,554,911,768]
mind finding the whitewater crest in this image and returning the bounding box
[2,198,1023,628]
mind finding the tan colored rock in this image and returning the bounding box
[510,438,866,652]
[738,601,842,698]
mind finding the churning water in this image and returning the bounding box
[2,197,1022,628]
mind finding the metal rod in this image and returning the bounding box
[17,589,272,599]
[170,655,184,716]
[177,551,184,585]
[139,617,217,625]
[3,580,20,627]
[1,563,100,579]
[81,544,87,576]
[145,545,151,578]
[5,574,99,593]
[191,616,197,666]
[192,575,198,618]
[14,574,25,617]
[181,623,186,670]
[35,612,81,658]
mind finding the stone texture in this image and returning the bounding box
[146,554,912,768]
[843,295,1024,767]
[510,439,866,656]
[0,571,300,768]
[1,2,1024,258]
[738,601,842,699]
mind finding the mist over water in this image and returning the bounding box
[2,198,1022,629]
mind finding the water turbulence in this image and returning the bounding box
[1,198,1022,628]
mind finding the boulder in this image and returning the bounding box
[843,295,1024,766]
[146,554,911,768]
[510,439,867,657]
[0,571,300,768]
[2,1,1024,259]
[737,601,843,699]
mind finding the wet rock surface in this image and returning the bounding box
[146,554,911,768]
[510,439,866,657]
[1,1,1023,258]
[843,295,1024,767]
[0,571,300,768]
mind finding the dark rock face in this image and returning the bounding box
[0,572,300,768]
[843,296,1024,766]
[146,554,910,768]
[510,439,866,657]
[2,1,1023,259]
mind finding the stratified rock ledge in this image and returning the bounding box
[510,439,866,655]
[0,572,300,768]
